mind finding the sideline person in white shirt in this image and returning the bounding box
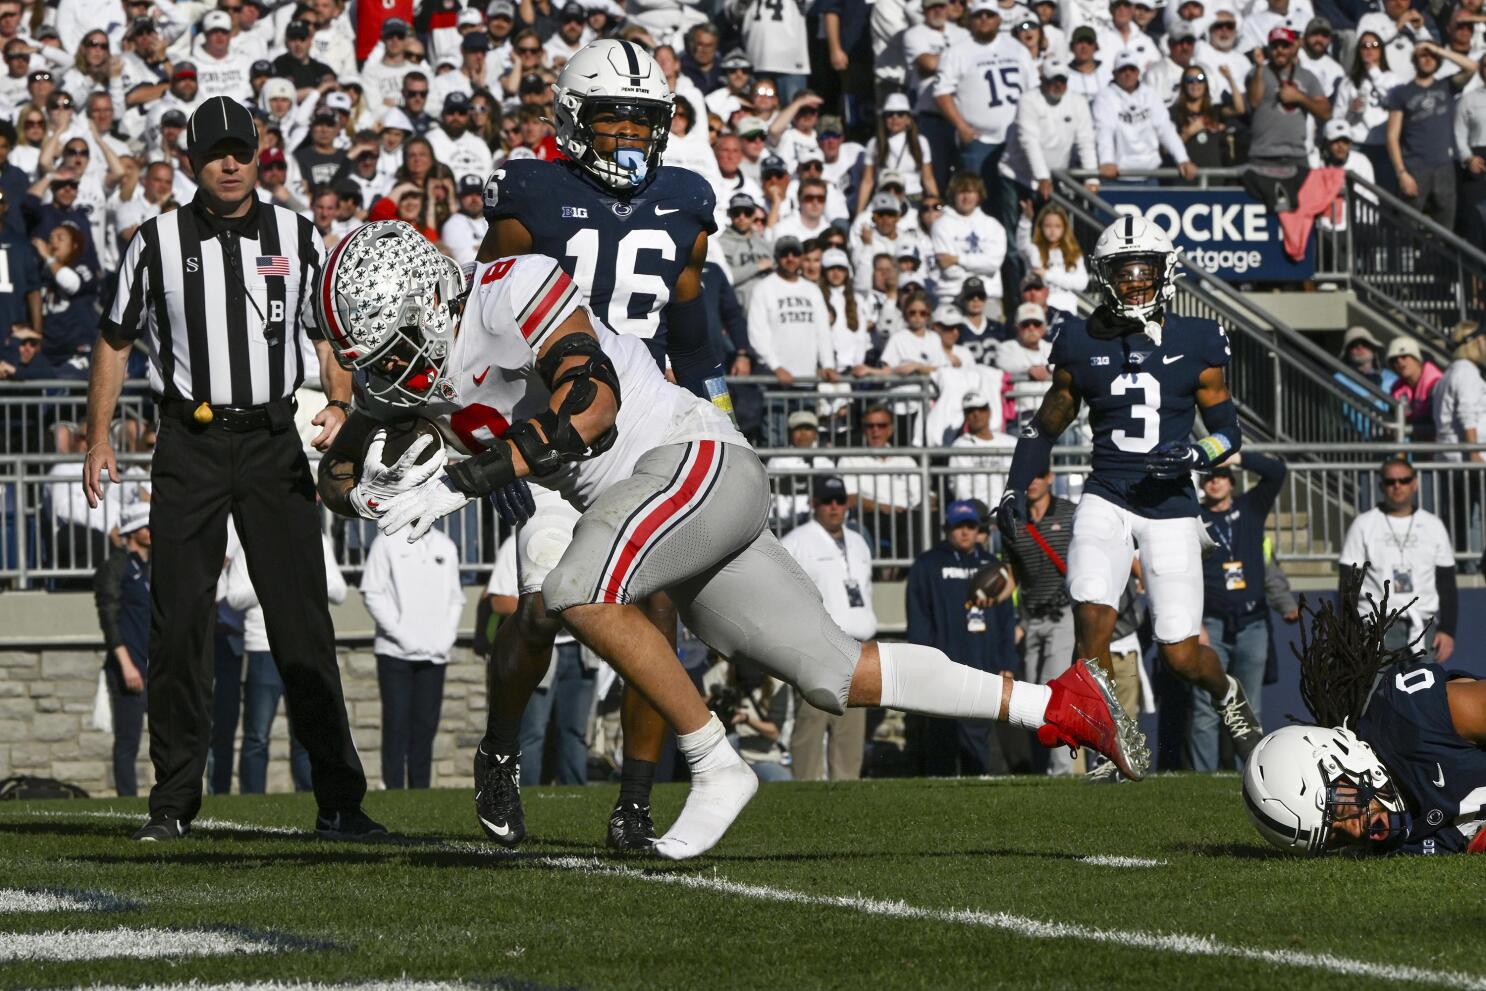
[360,529,466,790]
[1339,457,1457,663]
[780,474,875,780]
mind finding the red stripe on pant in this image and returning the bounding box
[599,441,717,604]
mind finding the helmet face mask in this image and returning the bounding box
[553,39,674,191]
[1091,215,1179,323]
[1243,724,1412,856]
[317,221,465,409]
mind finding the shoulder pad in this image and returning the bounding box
[483,158,550,223]
[653,166,719,236]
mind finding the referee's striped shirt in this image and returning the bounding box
[102,196,326,407]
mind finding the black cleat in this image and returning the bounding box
[606,800,656,854]
[132,816,189,842]
[475,744,525,847]
[315,807,389,840]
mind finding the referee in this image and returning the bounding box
[83,97,378,841]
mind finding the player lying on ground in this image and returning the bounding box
[1243,567,1486,854]
[314,221,1148,859]
[998,215,1262,779]
[472,39,736,853]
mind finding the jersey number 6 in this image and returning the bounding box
[1111,371,1162,454]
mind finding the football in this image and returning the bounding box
[969,562,1012,605]
[367,415,446,473]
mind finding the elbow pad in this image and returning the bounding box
[1197,398,1242,463]
[664,292,724,399]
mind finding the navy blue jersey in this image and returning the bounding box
[484,158,717,366]
[0,233,41,332]
[1049,312,1231,519]
[1359,661,1486,855]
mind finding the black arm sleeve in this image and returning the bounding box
[665,291,723,399]
[93,551,126,653]
[1436,565,1458,638]
[1006,423,1057,496]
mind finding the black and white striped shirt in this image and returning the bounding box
[102,197,326,407]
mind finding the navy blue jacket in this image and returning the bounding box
[1199,453,1286,626]
[906,542,1019,674]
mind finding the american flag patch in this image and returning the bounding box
[255,255,290,277]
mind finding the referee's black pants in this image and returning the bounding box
[146,414,366,821]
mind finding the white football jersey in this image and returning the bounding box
[361,254,744,510]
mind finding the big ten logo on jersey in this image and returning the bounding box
[561,206,589,219]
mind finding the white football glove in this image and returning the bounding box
[376,471,473,542]
[349,429,448,520]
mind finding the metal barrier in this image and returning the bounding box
[1313,173,1486,351]
[1051,170,1406,445]
[0,381,157,456]
[5,444,1483,588]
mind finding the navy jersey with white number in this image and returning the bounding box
[1049,312,1231,519]
[1359,661,1486,855]
[484,158,717,367]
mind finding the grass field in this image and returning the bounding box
[2,774,1485,991]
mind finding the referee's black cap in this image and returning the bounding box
[187,96,259,164]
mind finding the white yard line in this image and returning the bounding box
[0,889,129,914]
[1077,855,1168,868]
[11,810,1486,989]
[0,928,278,962]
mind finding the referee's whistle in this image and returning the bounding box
[193,402,214,425]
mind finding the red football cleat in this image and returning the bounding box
[1036,660,1150,781]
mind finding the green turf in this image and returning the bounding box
[2,775,1485,990]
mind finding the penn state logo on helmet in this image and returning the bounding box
[315,220,466,409]
[552,39,674,192]
[1090,214,1180,324]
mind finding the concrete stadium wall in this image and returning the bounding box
[0,644,489,797]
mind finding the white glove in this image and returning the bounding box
[377,471,473,542]
[349,429,448,520]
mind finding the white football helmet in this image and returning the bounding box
[1242,724,1411,855]
[1090,214,1180,322]
[315,220,466,408]
[552,38,674,191]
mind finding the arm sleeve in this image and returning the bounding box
[1152,90,1191,163]
[1019,99,1051,180]
[93,552,125,652]
[1093,91,1116,164]
[358,539,403,639]
[491,253,581,355]
[1436,564,1458,637]
[1241,452,1287,515]
[664,290,722,398]
[322,536,347,606]
[100,224,151,344]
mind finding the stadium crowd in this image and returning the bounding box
[1,0,1484,791]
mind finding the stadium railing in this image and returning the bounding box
[1313,173,1486,354]
[1051,168,1405,447]
[4,443,1482,588]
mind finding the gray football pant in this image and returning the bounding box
[543,441,864,714]
[1022,612,1076,775]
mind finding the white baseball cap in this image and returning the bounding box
[1112,49,1142,71]
[882,92,912,114]
[821,248,851,270]
[119,501,151,536]
[1385,336,1422,362]
[1040,59,1070,80]
[962,390,990,409]
[933,303,964,326]
[1322,118,1353,142]
[202,9,232,31]
[1016,302,1047,325]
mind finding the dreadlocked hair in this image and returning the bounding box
[1296,563,1424,727]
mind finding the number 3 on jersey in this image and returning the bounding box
[1111,371,1162,453]
[564,227,675,338]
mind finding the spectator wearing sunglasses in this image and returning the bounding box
[1340,457,1457,664]
[717,191,774,309]
[1246,27,1331,173]
[1195,8,1253,100]
[1170,64,1235,167]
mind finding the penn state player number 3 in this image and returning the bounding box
[1110,372,1162,453]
